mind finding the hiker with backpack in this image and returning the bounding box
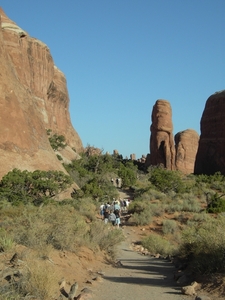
[114,208,121,228]
[100,203,105,219]
[113,200,120,212]
[103,208,110,224]
[108,210,116,226]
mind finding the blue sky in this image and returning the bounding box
[1,1,224,159]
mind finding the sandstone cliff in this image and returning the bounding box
[175,129,199,174]
[0,8,83,179]
[194,90,225,175]
[149,99,176,170]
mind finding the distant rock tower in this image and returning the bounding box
[130,154,136,160]
[175,129,199,174]
[149,100,175,170]
[113,149,119,156]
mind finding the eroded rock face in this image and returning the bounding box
[175,129,199,174]
[149,100,175,170]
[194,90,225,175]
[0,8,83,179]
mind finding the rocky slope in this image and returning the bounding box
[0,8,83,179]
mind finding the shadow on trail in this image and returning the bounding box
[101,274,180,290]
[102,250,180,291]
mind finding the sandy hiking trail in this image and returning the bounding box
[92,189,188,300]
[92,226,187,300]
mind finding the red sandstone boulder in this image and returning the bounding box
[175,129,199,174]
[0,8,83,179]
[194,90,225,175]
[149,100,175,170]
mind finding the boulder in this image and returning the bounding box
[181,281,200,296]
[175,129,199,174]
[195,90,225,175]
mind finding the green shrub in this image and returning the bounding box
[142,234,176,256]
[131,210,153,226]
[128,199,150,214]
[87,221,124,256]
[191,212,211,223]
[47,129,67,151]
[118,161,137,187]
[21,260,57,300]
[149,203,164,217]
[162,219,178,235]
[62,197,97,221]
[179,215,225,273]
[6,205,88,252]
[206,192,225,213]
[0,169,73,206]
[0,229,14,252]
[56,154,63,161]
[149,167,185,193]
[65,152,137,200]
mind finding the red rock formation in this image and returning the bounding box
[0,8,83,179]
[149,100,175,170]
[194,90,225,175]
[175,129,199,174]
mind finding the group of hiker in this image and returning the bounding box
[111,177,122,188]
[100,198,130,228]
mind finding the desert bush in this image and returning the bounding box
[42,205,88,251]
[165,203,184,213]
[173,211,181,220]
[162,219,178,235]
[131,210,153,226]
[148,167,185,193]
[0,169,73,206]
[0,233,14,252]
[182,199,201,213]
[47,129,67,151]
[128,199,150,214]
[6,204,88,252]
[165,195,201,213]
[0,203,25,220]
[179,215,225,273]
[142,234,177,256]
[0,291,21,300]
[0,259,57,300]
[118,161,137,187]
[191,212,211,223]
[66,152,137,199]
[22,261,57,300]
[135,188,166,202]
[206,192,225,213]
[149,203,165,217]
[62,197,97,221]
[87,221,124,256]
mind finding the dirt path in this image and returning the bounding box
[92,189,189,300]
[92,226,188,300]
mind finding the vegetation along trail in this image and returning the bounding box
[92,226,186,300]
